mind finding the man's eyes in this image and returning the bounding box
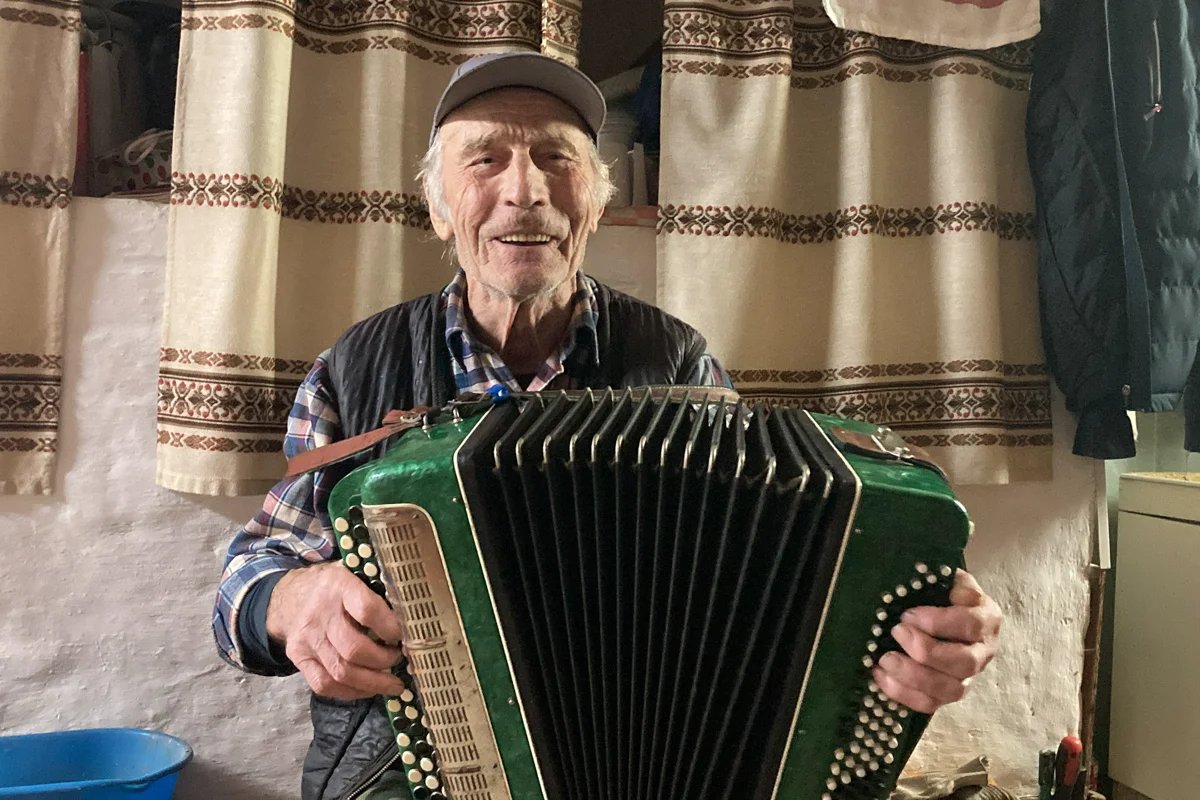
[465,152,575,167]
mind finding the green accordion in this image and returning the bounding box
[327,389,970,800]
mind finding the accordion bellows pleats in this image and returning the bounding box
[327,389,970,800]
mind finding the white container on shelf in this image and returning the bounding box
[598,109,637,208]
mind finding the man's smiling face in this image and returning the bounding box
[429,88,602,302]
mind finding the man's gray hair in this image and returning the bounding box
[418,131,617,224]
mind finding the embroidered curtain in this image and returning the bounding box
[657,0,1051,484]
[158,0,582,495]
[0,0,79,495]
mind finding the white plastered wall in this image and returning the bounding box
[0,199,1093,797]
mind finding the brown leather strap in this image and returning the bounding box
[285,406,431,478]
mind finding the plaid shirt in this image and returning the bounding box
[213,270,731,673]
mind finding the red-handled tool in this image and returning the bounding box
[1052,735,1083,800]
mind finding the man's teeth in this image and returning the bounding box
[499,234,552,243]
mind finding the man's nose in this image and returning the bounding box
[501,152,549,209]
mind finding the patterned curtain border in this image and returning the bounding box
[170,173,434,227]
[731,360,1053,445]
[541,0,581,63]
[733,358,1046,383]
[0,355,63,451]
[158,348,309,448]
[180,0,579,62]
[662,1,1032,90]
[1,171,73,209]
[0,0,81,32]
[658,202,1035,244]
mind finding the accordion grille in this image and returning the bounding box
[365,504,512,800]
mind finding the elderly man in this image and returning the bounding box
[214,53,1002,799]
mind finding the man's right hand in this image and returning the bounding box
[266,561,409,700]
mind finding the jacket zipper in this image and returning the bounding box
[1144,17,1162,119]
[343,745,401,800]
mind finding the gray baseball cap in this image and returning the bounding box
[430,52,607,145]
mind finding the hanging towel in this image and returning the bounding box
[823,0,1039,49]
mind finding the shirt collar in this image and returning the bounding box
[441,268,600,393]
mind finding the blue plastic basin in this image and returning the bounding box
[0,728,192,799]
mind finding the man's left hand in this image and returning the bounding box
[871,569,1001,714]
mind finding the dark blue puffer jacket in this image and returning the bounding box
[1027,0,1200,458]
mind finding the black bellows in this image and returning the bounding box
[455,390,857,800]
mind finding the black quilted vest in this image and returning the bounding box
[302,278,711,800]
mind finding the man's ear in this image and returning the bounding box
[428,203,454,242]
[588,199,602,234]
[427,189,453,242]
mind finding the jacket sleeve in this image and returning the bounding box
[211,352,344,675]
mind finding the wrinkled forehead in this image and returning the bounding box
[438,87,594,153]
